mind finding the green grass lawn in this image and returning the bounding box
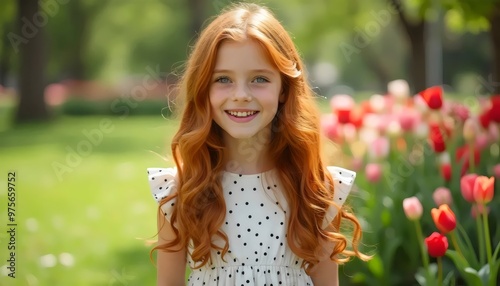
[0,114,179,285]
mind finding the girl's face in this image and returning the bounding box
[209,39,283,141]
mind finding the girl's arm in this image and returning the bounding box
[156,210,187,286]
[309,258,339,286]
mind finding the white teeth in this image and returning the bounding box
[227,111,257,117]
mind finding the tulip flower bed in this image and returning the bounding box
[324,80,500,286]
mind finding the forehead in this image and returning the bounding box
[214,39,277,71]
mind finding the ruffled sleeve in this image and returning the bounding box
[147,167,178,222]
[322,166,357,229]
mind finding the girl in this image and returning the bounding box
[148,3,369,285]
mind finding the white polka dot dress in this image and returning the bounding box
[147,166,356,286]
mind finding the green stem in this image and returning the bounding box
[482,204,493,267]
[450,231,464,258]
[476,208,486,265]
[437,256,443,286]
[414,220,430,270]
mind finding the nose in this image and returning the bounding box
[233,84,252,101]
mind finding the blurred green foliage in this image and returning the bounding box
[0,0,496,93]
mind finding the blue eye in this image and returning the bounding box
[215,77,231,83]
[253,76,269,83]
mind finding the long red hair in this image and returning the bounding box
[153,3,369,272]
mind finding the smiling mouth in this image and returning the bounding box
[226,110,259,118]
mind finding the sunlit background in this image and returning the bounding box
[0,0,499,285]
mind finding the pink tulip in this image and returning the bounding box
[433,187,453,206]
[397,109,419,132]
[341,123,357,142]
[350,157,363,172]
[388,79,410,101]
[493,164,500,179]
[368,137,390,160]
[362,113,382,130]
[365,163,382,183]
[403,196,423,220]
[471,204,491,219]
[463,118,479,142]
[475,133,490,150]
[451,103,470,122]
[460,174,479,203]
[489,124,499,142]
[369,94,387,113]
[321,114,339,141]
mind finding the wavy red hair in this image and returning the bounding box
[153,2,369,272]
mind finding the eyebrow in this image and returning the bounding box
[212,69,277,75]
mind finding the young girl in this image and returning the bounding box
[148,3,369,285]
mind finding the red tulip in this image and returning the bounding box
[440,163,452,182]
[473,176,495,204]
[431,204,456,234]
[429,123,446,153]
[491,95,500,123]
[349,108,364,129]
[425,232,449,257]
[478,108,491,129]
[330,94,354,124]
[455,145,481,176]
[419,86,443,110]
[460,173,479,203]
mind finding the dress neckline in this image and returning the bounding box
[223,168,276,177]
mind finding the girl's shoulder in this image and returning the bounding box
[147,168,179,222]
[147,167,179,203]
[323,166,357,228]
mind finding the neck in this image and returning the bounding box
[222,128,274,174]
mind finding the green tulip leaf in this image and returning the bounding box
[414,272,426,286]
[443,271,455,286]
[490,260,500,286]
[462,267,483,286]
[492,241,500,262]
[415,265,437,286]
[477,264,489,286]
[446,250,470,270]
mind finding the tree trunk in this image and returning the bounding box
[15,0,50,123]
[187,0,206,37]
[408,26,426,93]
[490,3,500,94]
[67,0,87,80]
[390,0,427,93]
